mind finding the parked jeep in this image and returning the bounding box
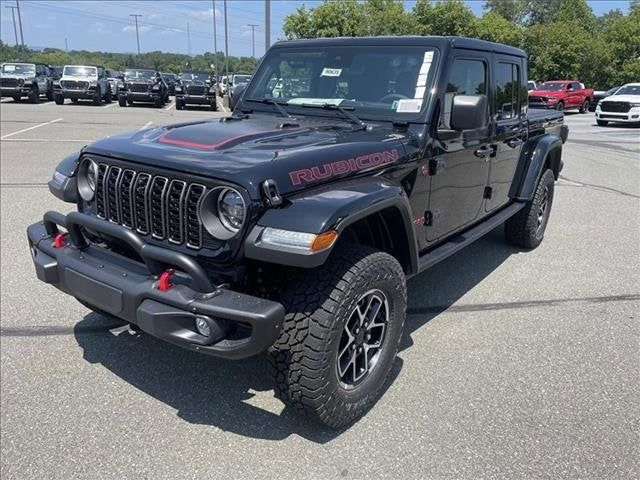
[54,65,112,105]
[29,36,568,428]
[105,68,122,99]
[161,72,178,95]
[175,71,216,110]
[118,69,168,108]
[0,62,54,102]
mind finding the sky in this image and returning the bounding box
[0,0,632,58]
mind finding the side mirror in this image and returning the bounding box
[450,94,487,131]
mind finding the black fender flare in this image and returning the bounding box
[509,132,564,201]
[244,177,419,273]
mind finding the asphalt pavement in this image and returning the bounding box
[1,98,638,480]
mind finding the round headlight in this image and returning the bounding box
[218,188,245,232]
[78,158,98,201]
[199,187,246,240]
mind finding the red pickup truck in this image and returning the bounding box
[529,80,593,112]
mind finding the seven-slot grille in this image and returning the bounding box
[95,163,206,249]
[528,96,546,104]
[61,80,89,90]
[129,83,150,93]
[186,84,207,95]
[1,78,19,87]
[600,101,631,113]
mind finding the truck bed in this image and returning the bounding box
[527,109,565,140]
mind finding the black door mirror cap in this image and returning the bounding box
[450,94,488,131]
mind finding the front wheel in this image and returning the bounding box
[175,98,184,110]
[556,101,564,111]
[54,94,64,105]
[104,88,112,103]
[118,96,127,107]
[579,99,589,113]
[505,169,555,249]
[46,88,54,101]
[92,87,102,105]
[268,245,407,428]
[28,86,39,103]
[596,119,608,126]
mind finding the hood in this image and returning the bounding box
[84,115,411,199]
[61,74,96,81]
[601,94,640,103]
[529,90,565,97]
[0,72,35,79]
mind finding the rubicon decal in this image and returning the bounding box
[289,149,400,186]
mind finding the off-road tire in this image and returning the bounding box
[54,94,64,105]
[105,88,112,103]
[596,119,608,126]
[176,98,184,110]
[556,101,564,111]
[28,85,39,103]
[118,96,127,107]
[12,95,21,102]
[267,244,407,428]
[71,98,79,104]
[92,87,102,105]
[505,168,555,249]
[154,97,162,108]
[579,99,589,113]
[127,98,134,106]
[46,88,54,101]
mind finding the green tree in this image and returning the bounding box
[601,7,640,84]
[523,0,564,26]
[413,0,478,37]
[283,0,366,39]
[552,0,597,32]
[483,0,526,24]
[363,0,419,35]
[476,11,522,46]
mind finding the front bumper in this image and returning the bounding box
[59,89,96,99]
[595,107,640,123]
[27,211,284,359]
[121,91,162,102]
[0,86,30,97]
[177,93,215,105]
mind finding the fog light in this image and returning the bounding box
[195,316,211,337]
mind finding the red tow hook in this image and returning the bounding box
[53,233,67,249]
[157,269,175,291]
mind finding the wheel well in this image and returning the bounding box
[339,207,413,274]
[544,147,562,180]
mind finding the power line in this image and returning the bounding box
[246,24,259,58]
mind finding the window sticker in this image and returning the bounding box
[4,65,16,72]
[414,86,426,100]
[396,99,423,113]
[321,68,342,77]
[288,98,344,105]
[415,51,434,99]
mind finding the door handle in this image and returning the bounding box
[474,145,494,158]
[506,138,523,148]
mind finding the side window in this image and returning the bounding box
[494,62,520,120]
[572,82,581,91]
[441,58,487,128]
[35,65,44,76]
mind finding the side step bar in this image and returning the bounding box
[416,202,525,273]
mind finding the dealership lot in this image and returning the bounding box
[1,100,638,479]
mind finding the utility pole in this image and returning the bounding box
[187,21,191,56]
[246,24,258,58]
[65,37,68,52]
[130,14,142,55]
[212,0,219,80]
[5,6,18,47]
[16,0,24,47]
[223,0,229,84]
[264,0,270,53]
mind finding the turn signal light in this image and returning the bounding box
[310,230,338,252]
[157,269,175,291]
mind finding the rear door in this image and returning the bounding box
[426,51,492,243]
[486,55,527,212]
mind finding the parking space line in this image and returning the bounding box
[139,121,153,131]
[0,138,91,143]
[0,117,63,139]
[164,101,174,111]
[102,102,119,109]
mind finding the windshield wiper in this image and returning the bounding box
[300,103,367,130]
[245,98,291,118]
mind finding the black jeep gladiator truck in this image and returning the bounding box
[118,68,168,108]
[175,71,217,110]
[28,37,567,428]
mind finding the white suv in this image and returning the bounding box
[595,83,640,126]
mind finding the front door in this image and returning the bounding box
[426,52,492,243]
[486,55,527,212]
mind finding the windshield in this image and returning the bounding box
[615,85,640,96]
[163,73,176,81]
[537,82,565,92]
[243,46,438,120]
[1,63,35,75]
[234,75,251,84]
[125,69,155,80]
[51,67,63,78]
[63,66,97,77]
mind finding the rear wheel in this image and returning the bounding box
[268,245,407,428]
[505,169,555,249]
[175,98,184,110]
[118,95,127,107]
[46,88,54,101]
[104,87,112,103]
[12,95,21,102]
[127,98,134,106]
[596,119,608,126]
[579,99,589,113]
[71,98,79,104]
[92,87,102,105]
[154,97,162,108]
[556,101,564,111]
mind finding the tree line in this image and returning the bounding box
[0,43,258,75]
[282,0,640,89]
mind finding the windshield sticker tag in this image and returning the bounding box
[396,99,422,113]
[321,68,342,77]
[5,65,16,72]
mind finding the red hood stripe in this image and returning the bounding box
[157,126,303,151]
